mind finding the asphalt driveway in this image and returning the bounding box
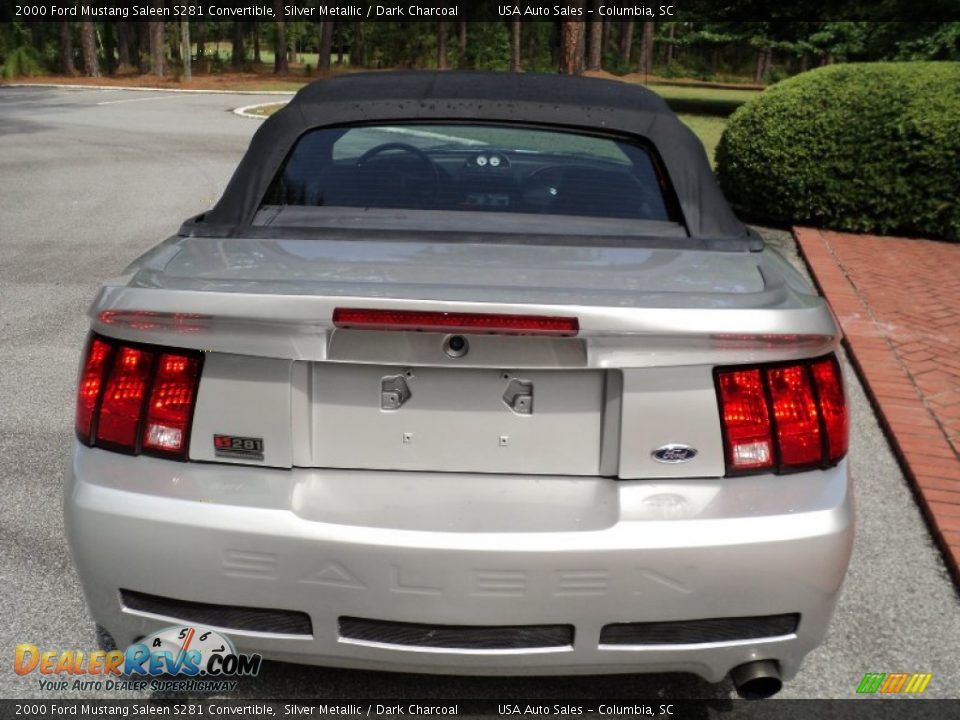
[0,86,956,702]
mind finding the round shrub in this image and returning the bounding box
[716,62,960,242]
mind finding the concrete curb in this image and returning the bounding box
[233,101,289,119]
[2,82,297,96]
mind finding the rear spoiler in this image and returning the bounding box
[177,213,765,253]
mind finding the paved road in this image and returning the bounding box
[0,87,957,702]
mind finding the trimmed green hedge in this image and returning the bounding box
[716,62,960,242]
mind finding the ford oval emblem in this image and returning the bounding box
[652,444,698,464]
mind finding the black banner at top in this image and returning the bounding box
[3,0,960,23]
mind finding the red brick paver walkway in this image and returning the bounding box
[795,228,960,582]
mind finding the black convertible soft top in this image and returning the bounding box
[202,71,747,241]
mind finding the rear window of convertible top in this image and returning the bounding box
[260,123,680,223]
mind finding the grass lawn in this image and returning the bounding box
[646,84,761,116]
[676,114,728,166]
[190,42,348,69]
[255,50,351,67]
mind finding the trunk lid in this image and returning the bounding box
[95,235,836,366]
[92,234,839,479]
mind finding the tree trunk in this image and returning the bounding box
[148,20,164,77]
[577,17,587,69]
[637,21,654,75]
[137,22,149,72]
[351,22,364,66]
[559,21,585,75]
[620,21,634,66]
[79,21,100,77]
[587,11,602,71]
[60,22,77,76]
[318,20,333,70]
[510,20,521,72]
[181,19,191,81]
[195,22,205,60]
[665,22,675,66]
[602,19,613,56]
[753,47,772,82]
[459,20,466,55]
[101,22,115,74]
[231,21,244,68]
[117,21,132,70]
[437,21,448,69]
[273,1,288,73]
[30,24,42,54]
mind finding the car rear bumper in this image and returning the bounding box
[65,444,854,683]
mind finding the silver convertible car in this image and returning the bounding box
[66,72,852,699]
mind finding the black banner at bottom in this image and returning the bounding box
[1,700,957,720]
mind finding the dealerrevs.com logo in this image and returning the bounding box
[15,626,262,693]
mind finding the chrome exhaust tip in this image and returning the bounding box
[731,660,782,699]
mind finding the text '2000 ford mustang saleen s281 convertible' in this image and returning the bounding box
[65,72,852,699]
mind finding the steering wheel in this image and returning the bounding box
[355,142,441,208]
[357,141,434,167]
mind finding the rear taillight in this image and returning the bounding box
[716,369,774,471]
[810,356,848,463]
[74,335,203,460]
[75,338,112,444]
[96,346,154,450]
[143,353,202,457]
[715,355,848,475]
[767,364,821,469]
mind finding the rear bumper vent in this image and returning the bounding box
[120,589,313,636]
[339,616,573,650]
[600,613,799,646]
